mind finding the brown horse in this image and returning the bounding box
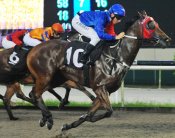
[0,47,33,120]
[0,33,94,120]
[26,11,171,131]
[0,76,94,120]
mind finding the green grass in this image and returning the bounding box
[1,100,175,108]
[117,102,175,108]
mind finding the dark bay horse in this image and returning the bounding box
[0,48,33,120]
[0,33,94,120]
[0,73,94,120]
[26,11,171,131]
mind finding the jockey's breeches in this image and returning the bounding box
[23,33,42,47]
[2,37,16,49]
[72,14,100,46]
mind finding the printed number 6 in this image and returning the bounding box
[9,52,19,65]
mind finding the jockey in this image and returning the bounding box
[71,4,126,64]
[2,29,28,49]
[23,23,64,47]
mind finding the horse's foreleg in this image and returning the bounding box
[30,78,53,130]
[61,86,113,131]
[63,86,71,104]
[86,86,113,122]
[48,88,69,109]
[58,86,71,109]
[48,89,63,102]
[15,84,33,104]
[66,80,96,101]
[61,98,100,131]
[30,89,53,130]
[77,85,95,101]
[37,97,53,130]
[59,80,96,109]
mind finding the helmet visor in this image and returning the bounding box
[114,14,124,20]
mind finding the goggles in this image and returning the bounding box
[114,14,124,20]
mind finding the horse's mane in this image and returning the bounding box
[124,15,140,32]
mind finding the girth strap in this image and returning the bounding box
[83,65,90,87]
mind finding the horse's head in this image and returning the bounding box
[138,11,171,48]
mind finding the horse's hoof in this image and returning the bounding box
[46,121,53,130]
[58,103,64,109]
[61,124,69,131]
[10,117,19,120]
[39,119,46,127]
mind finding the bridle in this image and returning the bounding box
[104,15,161,73]
[123,16,160,46]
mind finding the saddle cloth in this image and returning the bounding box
[64,40,103,69]
[8,45,32,72]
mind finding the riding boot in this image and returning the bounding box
[79,43,95,64]
[86,41,105,65]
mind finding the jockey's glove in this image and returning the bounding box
[115,32,125,40]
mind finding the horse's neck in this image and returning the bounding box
[120,24,142,66]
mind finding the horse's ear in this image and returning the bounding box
[138,11,144,19]
[138,11,147,19]
[142,10,147,16]
[138,11,142,17]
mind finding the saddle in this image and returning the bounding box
[60,31,90,42]
[8,45,32,72]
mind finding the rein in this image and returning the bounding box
[103,31,148,74]
[124,34,160,46]
[104,35,139,70]
[124,34,154,41]
[124,35,138,39]
[103,39,130,75]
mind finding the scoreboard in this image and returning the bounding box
[44,0,175,45]
[44,0,110,30]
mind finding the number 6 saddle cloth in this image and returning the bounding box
[8,45,32,73]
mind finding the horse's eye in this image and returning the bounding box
[146,21,155,30]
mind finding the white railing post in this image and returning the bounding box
[158,70,162,89]
[121,81,125,107]
[119,65,175,105]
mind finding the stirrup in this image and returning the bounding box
[86,58,95,66]
[78,53,88,64]
[78,56,87,64]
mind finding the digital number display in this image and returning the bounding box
[44,0,109,30]
[73,0,91,16]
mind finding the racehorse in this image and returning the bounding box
[0,75,94,120]
[0,47,33,120]
[0,32,95,120]
[26,11,171,131]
